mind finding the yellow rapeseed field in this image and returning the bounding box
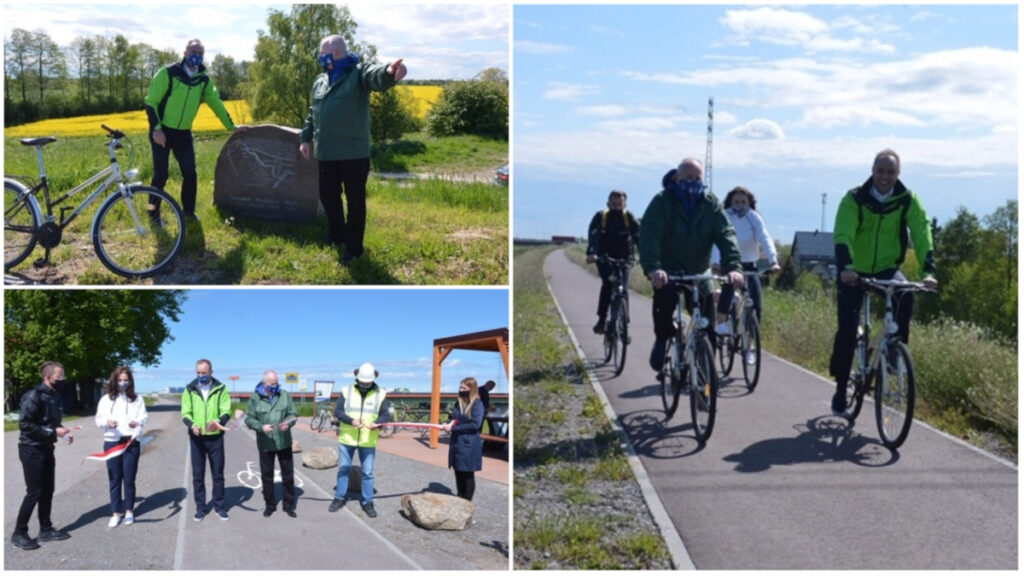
[6,87,443,139]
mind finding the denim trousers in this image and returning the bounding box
[334,443,375,505]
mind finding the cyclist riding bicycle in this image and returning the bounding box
[712,186,781,334]
[639,157,744,372]
[829,149,938,416]
[586,190,640,334]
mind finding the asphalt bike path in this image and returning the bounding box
[5,396,509,570]
[544,248,1016,570]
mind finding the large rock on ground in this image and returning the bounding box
[213,124,321,223]
[301,446,337,469]
[401,492,475,530]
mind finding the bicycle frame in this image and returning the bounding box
[857,280,906,382]
[668,274,720,379]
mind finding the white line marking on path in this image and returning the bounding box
[173,439,189,571]
[545,255,695,570]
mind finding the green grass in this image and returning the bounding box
[513,245,671,570]
[563,244,1017,455]
[371,132,507,174]
[4,130,507,285]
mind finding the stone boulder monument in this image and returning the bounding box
[213,125,321,223]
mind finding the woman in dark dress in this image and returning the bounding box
[445,377,484,501]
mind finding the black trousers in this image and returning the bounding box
[150,127,198,215]
[16,444,56,534]
[454,470,476,501]
[652,284,716,344]
[318,157,371,256]
[259,448,296,510]
[829,270,914,392]
[189,433,226,513]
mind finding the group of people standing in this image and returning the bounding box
[586,149,937,415]
[143,34,407,264]
[11,358,491,550]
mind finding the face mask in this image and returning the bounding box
[458,390,470,398]
[186,53,203,69]
[318,53,334,72]
[118,381,130,391]
[53,379,67,392]
[265,383,279,395]
[732,205,749,217]
[679,179,705,196]
[198,375,211,385]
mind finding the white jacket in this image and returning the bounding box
[714,208,777,265]
[95,393,149,441]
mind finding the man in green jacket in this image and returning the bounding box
[829,149,937,415]
[144,38,247,220]
[299,34,407,264]
[639,158,744,372]
[245,370,298,518]
[181,358,231,521]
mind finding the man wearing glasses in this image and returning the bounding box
[144,38,247,221]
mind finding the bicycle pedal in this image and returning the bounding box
[32,258,48,269]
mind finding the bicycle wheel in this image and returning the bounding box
[310,412,324,432]
[741,314,762,392]
[4,180,41,270]
[379,422,396,438]
[846,338,868,421]
[689,337,718,443]
[612,302,627,376]
[92,186,184,278]
[659,335,680,418]
[875,342,915,449]
[717,326,736,378]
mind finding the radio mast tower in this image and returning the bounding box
[705,97,714,193]
[821,193,827,231]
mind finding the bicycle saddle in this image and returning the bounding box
[20,137,57,147]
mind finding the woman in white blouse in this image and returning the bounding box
[94,367,148,528]
[715,187,781,338]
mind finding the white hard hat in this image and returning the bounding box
[355,362,378,383]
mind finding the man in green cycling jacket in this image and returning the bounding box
[829,149,938,416]
[144,38,247,220]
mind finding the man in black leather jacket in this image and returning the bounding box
[11,361,74,550]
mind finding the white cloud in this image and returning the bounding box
[577,104,630,117]
[516,40,572,55]
[729,119,786,140]
[544,82,599,101]
[591,25,625,39]
[719,7,895,54]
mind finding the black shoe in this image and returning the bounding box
[263,506,275,518]
[361,502,377,518]
[649,339,666,372]
[831,391,847,416]
[147,209,163,228]
[37,528,69,542]
[286,509,297,518]
[593,320,605,334]
[325,235,342,247]
[10,533,39,550]
[328,498,346,513]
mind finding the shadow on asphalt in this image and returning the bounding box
[619,409,708,458]
[722,416,900,472]
[480,539,509,558]
[63,486,190,532]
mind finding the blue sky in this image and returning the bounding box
[130,289,509,395]
[2,3,509,80]
[513,4,1018,244]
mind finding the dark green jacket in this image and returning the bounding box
[244,385,297,452]
[834,177,935,277]
[299,61,399,161]
[144,61,235,132]
[181,378,231,436]
[639,170,742,293]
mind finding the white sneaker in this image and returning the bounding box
[108,514,121,528]
[715,322,731,335]
[124,512,134,526]
[745,351,757,366]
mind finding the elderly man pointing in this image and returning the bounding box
[300,34,408,264]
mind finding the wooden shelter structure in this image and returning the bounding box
[429,327,509,448]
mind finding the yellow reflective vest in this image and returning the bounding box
[336,384,387,447]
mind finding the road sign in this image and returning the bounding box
[285,372,299,384]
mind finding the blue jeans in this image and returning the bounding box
[105,439,141,514]
[334,444,375,505]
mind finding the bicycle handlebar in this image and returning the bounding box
[860,277,936,293]
[101,124,125,139]
[597,256,634,266]
[665,273,731,286]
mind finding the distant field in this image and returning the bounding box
[5,86,445,138]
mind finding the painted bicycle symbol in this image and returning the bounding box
[237,461,304,489]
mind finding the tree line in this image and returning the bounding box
[4,5,509,142]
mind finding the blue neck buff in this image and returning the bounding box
[668,176,705,219]
[186,53,203,70]
[320,53,360,82]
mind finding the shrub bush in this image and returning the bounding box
[426,78,508,139]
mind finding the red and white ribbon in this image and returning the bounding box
[378,419,456,431]
[81,437,135,464]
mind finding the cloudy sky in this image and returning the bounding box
[2,2,509,80]
[513,4,1018,243]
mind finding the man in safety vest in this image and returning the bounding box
[328,363,392,518]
